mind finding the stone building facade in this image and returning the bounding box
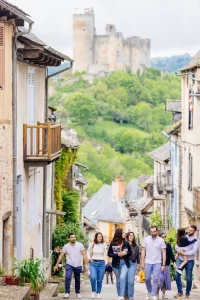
[73,8,151,75]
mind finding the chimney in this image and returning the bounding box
[112,176,126,202]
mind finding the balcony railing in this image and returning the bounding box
[193,187,200,215]
[157,172,173,193]
[23,122,61,164]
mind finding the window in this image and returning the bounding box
[188,153,193,191]
[188,93,193,130]
[0,23,5,90]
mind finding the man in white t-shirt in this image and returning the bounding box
[54,232,88,299]
[141,225,166,300]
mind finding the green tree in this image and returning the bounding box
[65,92,97,124]
[150,210,163,228]
[62,189,80,223]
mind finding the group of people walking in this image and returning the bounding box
[53,224,199,300]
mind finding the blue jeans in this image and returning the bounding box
[145,263,161,296]
[125,261,137,298]
[175,259,194,296]
[65,264,82,294]
[90,261,105,293]
[113,260,128,297]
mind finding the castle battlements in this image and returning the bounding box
[73,8,151,75]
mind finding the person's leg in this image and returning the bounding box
[127,262,137,299]
[185,260,195,296]
[106,272,109,284]
[96,261,105,294]
[65,264,73,294]
[73,266,82,294]
[145,264,153,294]
[90,262,98,293]
[175,259,184,295]
[119,260,128,297]
[152,263,161,296]
[111,272,114,284]
[124,272,128,298]
[113,267,120,296]
[179,255,188,270]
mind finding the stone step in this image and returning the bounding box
[40,282,59,299]
[0,285,30,300]
[0,276,5,286]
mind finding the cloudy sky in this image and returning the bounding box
[13,0,200,59]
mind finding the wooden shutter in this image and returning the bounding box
[0,23,5,89]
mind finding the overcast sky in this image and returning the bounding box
[13,0,200,59]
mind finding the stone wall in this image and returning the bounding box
[73,10,151,75]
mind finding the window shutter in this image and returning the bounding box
[0,23,5,89]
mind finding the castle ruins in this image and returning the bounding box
[73,8,151,75]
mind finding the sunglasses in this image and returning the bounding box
[162,236,166,238]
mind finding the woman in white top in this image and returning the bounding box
[88,232,107,299]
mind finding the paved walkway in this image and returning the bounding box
[56,279,200,299]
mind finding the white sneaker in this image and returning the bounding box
[176,268,183,275]
[152,296,158,300]
[162,295,168,299]
[63,294,70,299]
[97,294,101,299]
[91,292,95,299]
[76,294,82,298]
[146,293,151,300]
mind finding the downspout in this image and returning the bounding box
[43,61,73,257]
[13,23,33,257]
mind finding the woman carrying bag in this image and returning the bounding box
[108,228,131,300]
[88,232,107,299]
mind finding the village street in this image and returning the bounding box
[52,279,200,300]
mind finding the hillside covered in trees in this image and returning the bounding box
[49,69,181,196]
[151,53,191,73]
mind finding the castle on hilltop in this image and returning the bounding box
[73,8,151,75]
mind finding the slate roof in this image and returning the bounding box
[165,120,182,135]
[166,100,182,112]
[83,185,123,224]
[181,50,200,71]
[61,129,80,149]
[0,0,33,24]
[123,179,138,202]
[18,27,74,62]
[148,143,170,162]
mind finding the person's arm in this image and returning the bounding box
[87,243,92,262]
[108,243,119,258]
[141,247,146,269]
[182,240,199,256]
[81,249,89,271]
[185,238,198,245]
[168,243,176,263]
[53,251,65,272]
[125,242,132,258]
[161,248,166,271]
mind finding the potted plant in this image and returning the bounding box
[0,265,6,286]
[14,258,45,299]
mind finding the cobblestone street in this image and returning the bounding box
[56,279,200,300]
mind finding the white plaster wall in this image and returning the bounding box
[17,62,46,259]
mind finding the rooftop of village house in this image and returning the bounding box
[165,119,182,135]
[166,99,182,112]
[181,49,200,71]
[148,142,170,163]
[0,0,73,67]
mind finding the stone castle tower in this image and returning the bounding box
[73,8,151,75]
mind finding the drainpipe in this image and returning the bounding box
[13,23,33,258]
[43,61,73,257]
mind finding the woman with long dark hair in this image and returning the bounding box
[108,228,131,300]
[88,232,107,299]
[124,232,140,300]
[158,233,176,299]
